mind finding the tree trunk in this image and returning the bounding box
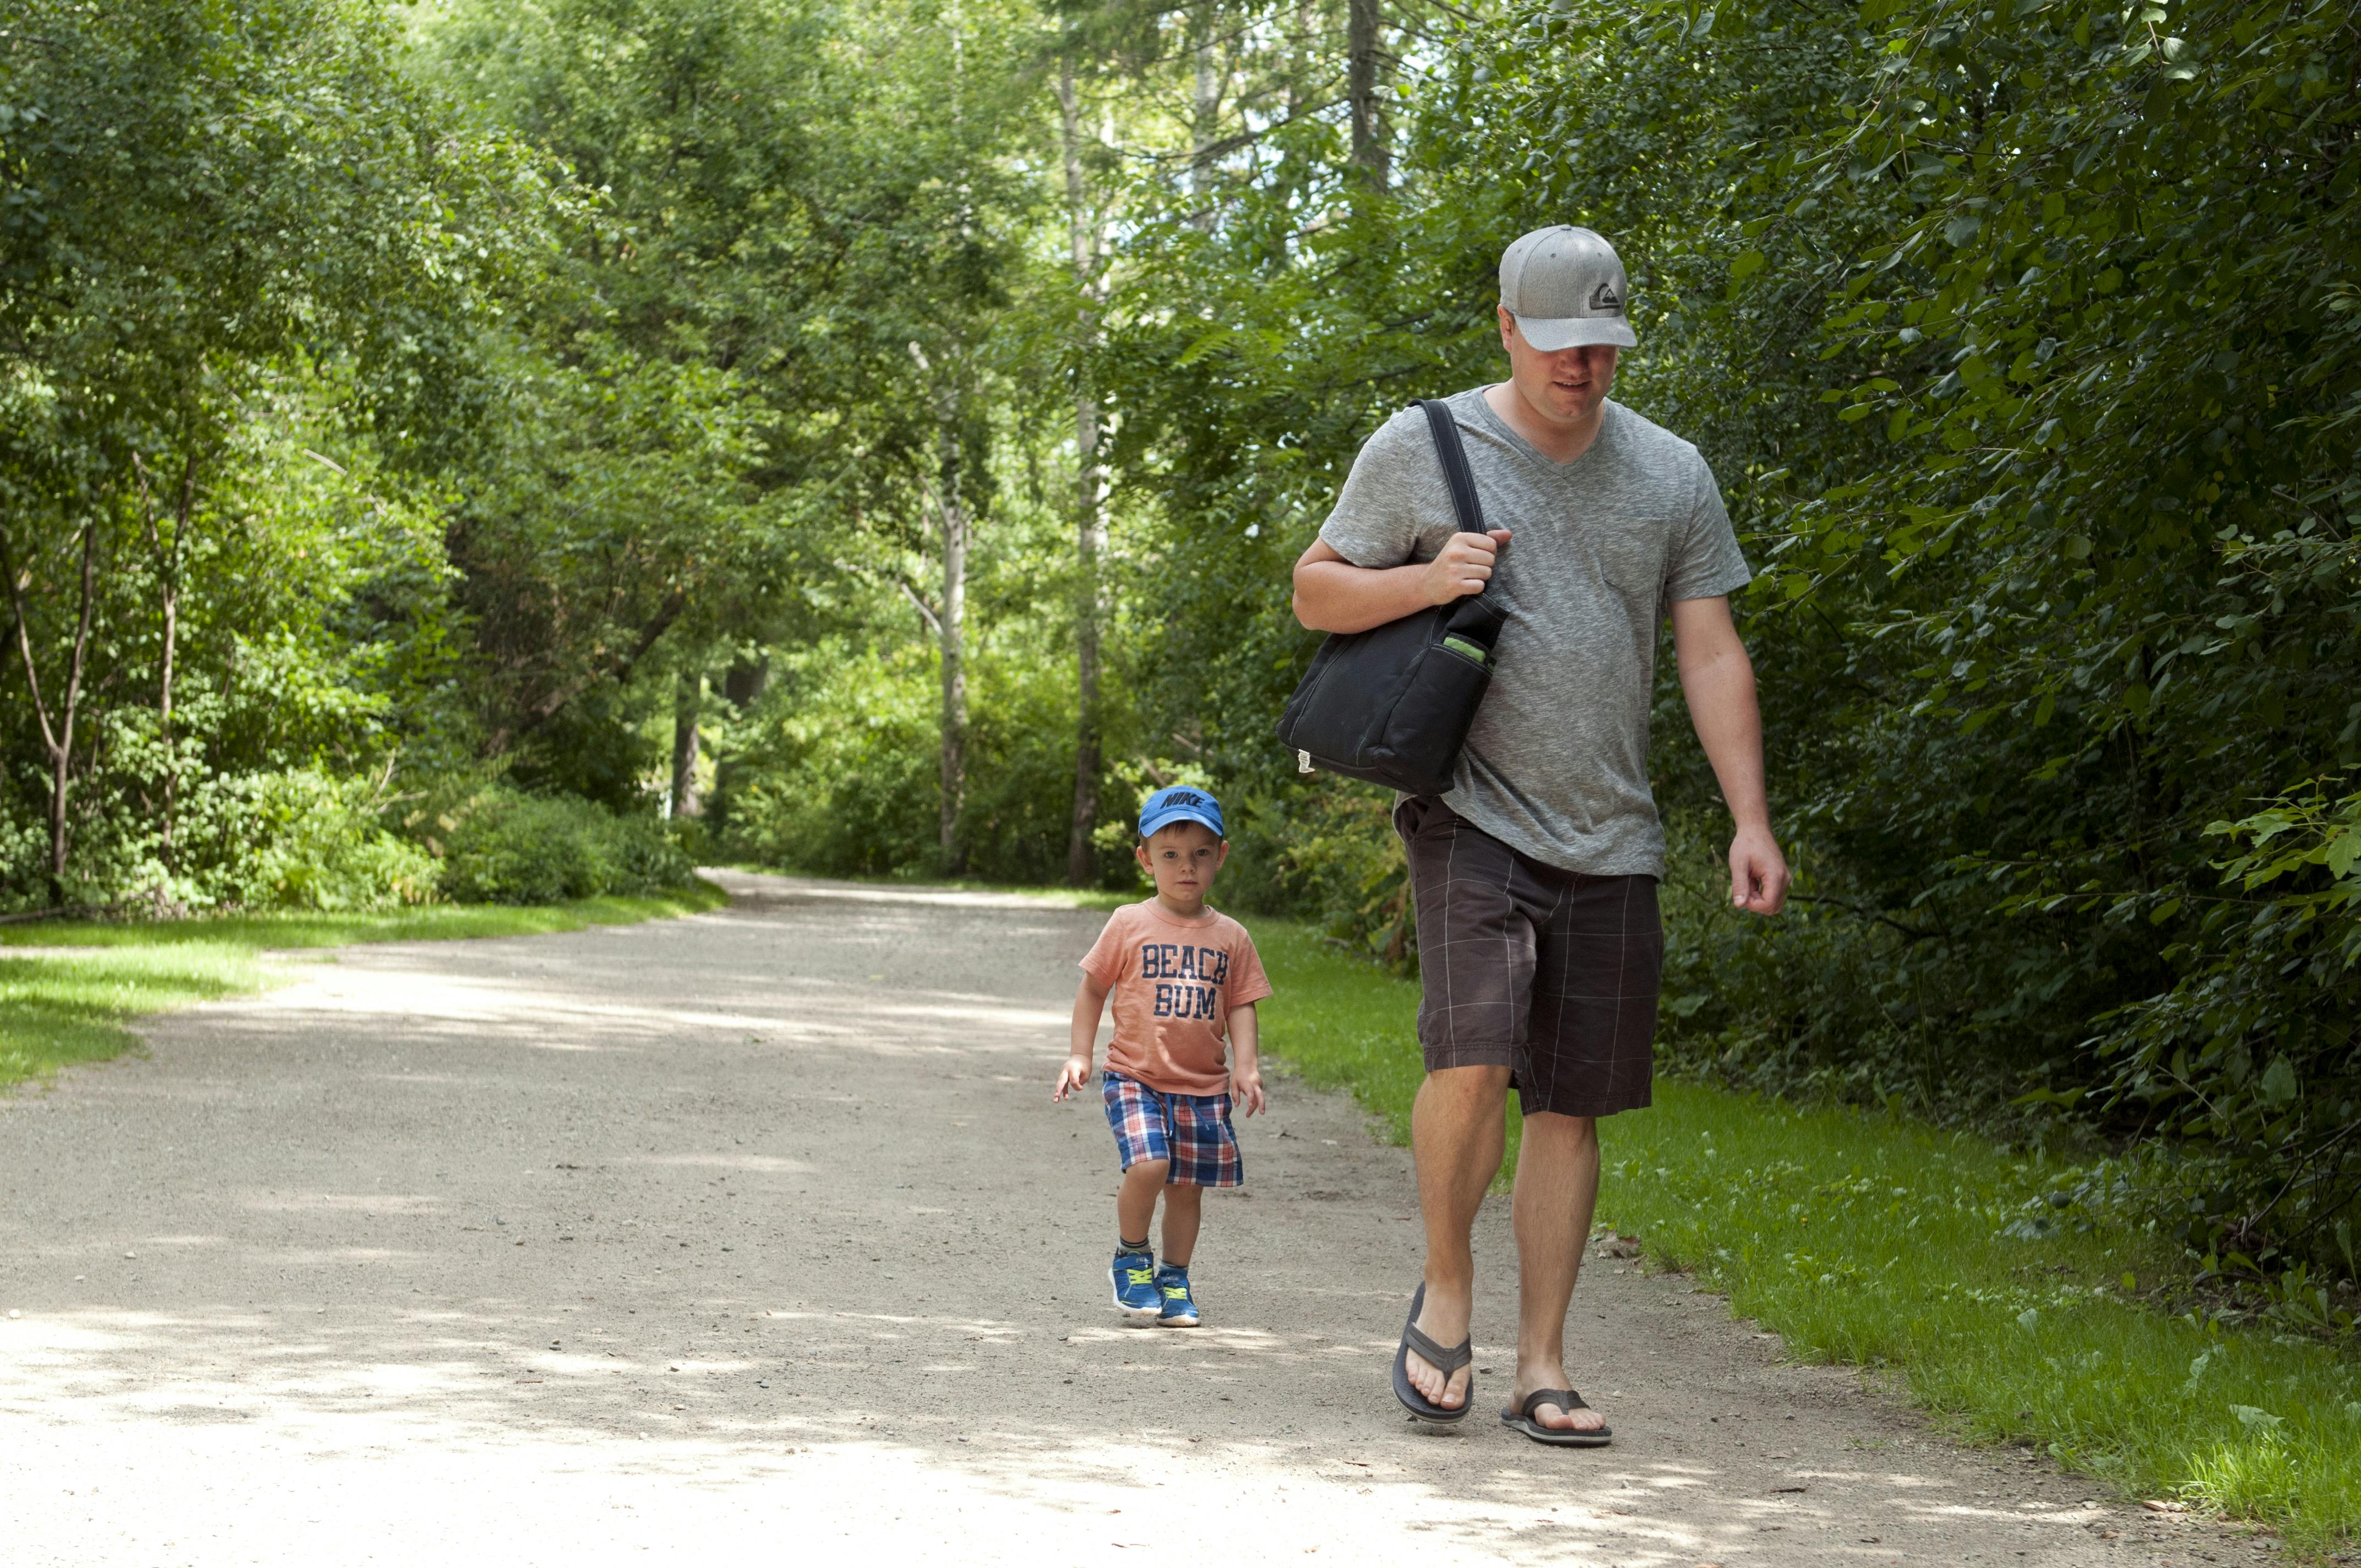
[1291,0,1316,120]
[1065,400,1105,886]
[156,572,176,856]
[2,519,99,907]
[935,417,969,875]
[669,668,703,819]
[1060,57,1108,887]
[136,453,196,871]
[1189,9,1221,227]
[1348,0,1388,185]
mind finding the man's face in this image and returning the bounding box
[1498,305,1618,429]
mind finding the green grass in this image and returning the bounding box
[1254,916,2360,1554]
[0,881,730,1092]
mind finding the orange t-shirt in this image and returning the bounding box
[1080,900,1274,1096]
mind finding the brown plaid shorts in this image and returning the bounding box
[1396,795,1663,1119]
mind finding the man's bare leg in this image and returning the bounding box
[1509,1110,1607,1433]
[1403,1063,1511,1411]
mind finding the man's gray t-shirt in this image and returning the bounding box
[1318,388,1750,878]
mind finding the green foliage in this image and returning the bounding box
[418,0,1069,880]
[0,0,542,911]
[719,643,945,878]
[186,770,438,912]
[437,791,694,905]
[1467,0,2361,1272]
[717,635,1119,884]
[2102,782,2361,1268]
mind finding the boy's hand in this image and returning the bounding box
[1231,1065,1265,1118]
[1052,1055,1091,1102]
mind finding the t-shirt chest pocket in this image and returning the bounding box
[1586,524,1671,606]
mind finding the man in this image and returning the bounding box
[1290,225,1787,1444]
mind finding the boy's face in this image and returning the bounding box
[1135,820,1227,905]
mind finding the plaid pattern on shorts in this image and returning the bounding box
[1102,1071,1244,1188]
[1396,794,1663,1119]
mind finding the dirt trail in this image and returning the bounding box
[0,870,2276,1566]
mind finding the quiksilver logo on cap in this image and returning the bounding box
[1590,281,1622,312]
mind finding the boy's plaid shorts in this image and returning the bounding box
[1101,1071,1243,1188]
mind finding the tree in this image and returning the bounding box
[1057,51,1117,883]
[426,0,1043,867]
[1477,0,2361,1267]
[0,0,534,905]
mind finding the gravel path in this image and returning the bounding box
[0,871,2278,1566]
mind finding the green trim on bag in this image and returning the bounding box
[1440,634,1491,668]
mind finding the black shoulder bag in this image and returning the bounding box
[1274,399,1504,797]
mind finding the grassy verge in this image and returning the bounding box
[0,880,730,1092]
[1255,917,2359,1554]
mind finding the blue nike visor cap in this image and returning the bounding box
[1138,786,1225,841]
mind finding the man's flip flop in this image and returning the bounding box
[1500,1388,1613,1447]
[1391,1283,1473,1424]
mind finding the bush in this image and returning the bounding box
[716,637,1128,885]
[438,791,693,904]
[1456,0,2361,1273]
[221,771,442,911]
[95,769,439,913]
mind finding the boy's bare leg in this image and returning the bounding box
[1509,1110,1606,1432]
[1117,1159,1170,1246]
[1403,1063,1511,1411]
[1159,1184,1203,1266]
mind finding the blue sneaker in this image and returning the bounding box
[1111,1249,1160,1317]
[1153,1264,1199,1327]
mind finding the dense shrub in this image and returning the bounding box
[716,637,1130,885]
[204,771,440,911]
[0,767,437,914]
[716,643,943,879]
[1220,781,1411,960]
[438,790,693,903]
[1470,0,2361,1270]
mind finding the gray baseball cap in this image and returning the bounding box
[1499,225,1637,352]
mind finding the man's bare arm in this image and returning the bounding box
[1668,594,1788,915]
[1291,532,1514,633]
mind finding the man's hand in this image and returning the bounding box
[1671,595,1786,917]
[1231,1064,1265,1118]
[1052,1055,1091,1102]
[1293,531,1514,634]
[1729,822,1788,914]
[1420,529,1514,605]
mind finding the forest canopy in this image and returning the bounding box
[3,0,2356,1278]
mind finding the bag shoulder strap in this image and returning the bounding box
[1416,399,1487,537]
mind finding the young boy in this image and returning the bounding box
[1053,786,1272,1327]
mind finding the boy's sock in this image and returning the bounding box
[1116,1236,1152,1257]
